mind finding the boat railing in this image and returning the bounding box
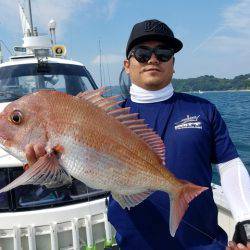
[0,198,115,250]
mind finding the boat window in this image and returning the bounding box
[80,76,95,91]
[0,169,10,210]
[0,63,98,102]
[10,168,107,211]
[12,168,72,209]
[69,179,108,200]
[18,74,67,93]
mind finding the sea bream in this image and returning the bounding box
[0,88,207,236]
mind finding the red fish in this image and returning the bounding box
[0,88,207,236]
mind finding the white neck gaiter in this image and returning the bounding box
[130,83,174,103]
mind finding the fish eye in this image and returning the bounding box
[10,110,23,125]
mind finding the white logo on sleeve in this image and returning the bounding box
[174,115,202,130]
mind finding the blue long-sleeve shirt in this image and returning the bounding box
[108,92,238,250]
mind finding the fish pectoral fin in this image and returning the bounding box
[112,190,153,209]
[0,153,72,193]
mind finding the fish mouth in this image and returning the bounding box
[0,130,9,142]
[0,143,26,163]
[0,133,26,163]
[0,136,7,145]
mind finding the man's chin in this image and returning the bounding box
[142,81,169,91]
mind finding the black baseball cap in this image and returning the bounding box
[126,19,183,58]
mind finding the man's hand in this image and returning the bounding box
[25,143,46,167]
[227,241,250,249]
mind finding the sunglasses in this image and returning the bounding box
[128,46,174,63]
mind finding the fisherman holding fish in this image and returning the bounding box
[0,19,249,250]
[107,20,250,249]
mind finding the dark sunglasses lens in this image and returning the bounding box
[156,49,173,62]
[134,48,152,63]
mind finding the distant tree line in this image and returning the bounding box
[172,74,250,92]
[111,73,250,96]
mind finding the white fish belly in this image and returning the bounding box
[53,135,158,193]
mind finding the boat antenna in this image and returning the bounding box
[103,55,111,85]
[106,61,111,85]
[18,0,30,36]
[28,0,34,36]
[98,39,103,87]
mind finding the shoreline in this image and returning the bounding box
[186,89,250,93]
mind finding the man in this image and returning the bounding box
[25,19,250,249]
[107,19,250,250]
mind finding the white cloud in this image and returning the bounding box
[106,0,118,20]
[193,0,250,56]
[93,0,118,20]
[92,53,123,65]
[0,0,91,36]
[31,0,92,34]
[213,0,250,54]
[206,35,250,54]
[223,0,250,35]
[0,0,118,37]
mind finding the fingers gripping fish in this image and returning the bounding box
[0,87,208,236]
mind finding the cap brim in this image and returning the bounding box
[126,34,183,57]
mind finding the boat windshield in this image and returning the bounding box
[0,63,98,102]
[0,63,107,211]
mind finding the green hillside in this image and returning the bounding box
[172,74,250,92]
[109,73,250,95]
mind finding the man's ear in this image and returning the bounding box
[124,59,130,74]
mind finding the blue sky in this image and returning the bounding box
[0,0,249,86]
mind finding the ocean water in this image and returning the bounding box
[112,87,250,185]
[194,91,250,184]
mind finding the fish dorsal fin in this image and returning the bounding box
[77,87,165,165]
[76,87,123,111]
[107,105,165,165]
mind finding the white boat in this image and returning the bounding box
[0,2,236,250]
[0,1,117,250]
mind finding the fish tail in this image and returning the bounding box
[168,181,208,237]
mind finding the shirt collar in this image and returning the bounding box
[130,83,174,103]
